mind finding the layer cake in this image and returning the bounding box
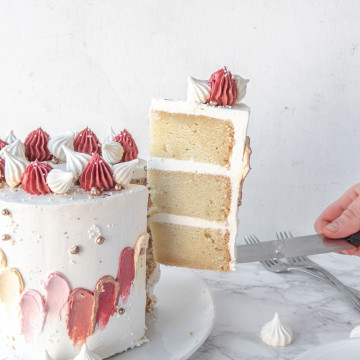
[148,67,251,272]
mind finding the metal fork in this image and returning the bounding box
[276,231,360,310]
[244,235,342,285]
[245,234,360,311]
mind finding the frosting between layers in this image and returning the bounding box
[149,100,250,269]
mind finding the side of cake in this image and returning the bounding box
[148,67,251,272]
[0,128,152,360]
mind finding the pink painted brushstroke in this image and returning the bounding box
[19,289,46,343]
[44,272,71,320]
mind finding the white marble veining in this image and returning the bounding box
[189,253,360,360]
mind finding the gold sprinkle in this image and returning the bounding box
[1,234,10,241]
[90,187,101,196]
[1,209,10,216]
[139,248,146,256]
[51,156,59,164]
[209,100,218,106]
[114,184,122,191]
[70,246,80,255]
[96,236,105,245]
[118,307,125,315]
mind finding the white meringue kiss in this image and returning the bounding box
[0,139,26,160]
[186,77,210,104]
[63,146,91,180]
[101,141,124,164]
[73,344,102,360]
[112,159,139,187]
[4,130,17,144]
[3,150,29,188]
[234,74,249,104]
[103,126,117,144]
[350,325,360,339]
[48,133,75,161]
[46,169,74,194]
[260,312,293,347]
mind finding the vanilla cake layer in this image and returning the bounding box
[150,110,234,167]
[0,185,148,360]
[150,222,231,272]
[149,99,250,271]
[148,169,231,222]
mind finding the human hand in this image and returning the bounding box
[314,184,360,255]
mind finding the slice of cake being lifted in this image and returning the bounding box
[148,67,251,272]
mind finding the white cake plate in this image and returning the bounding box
[111,266,215,360]
[295,339,360,360]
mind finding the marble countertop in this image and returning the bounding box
[188,253,360,360]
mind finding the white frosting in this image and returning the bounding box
[3,150,29,188]
[101,141,124,164]
[73,344,102,360]
[150,212,227,231]
[260,313,293,347]
[132,158,147,180]
[4,130,17,144]
[186,77,210,104]
[234,75,249,104]
[48,133,75,161]
[350,325,360,338]
[112,159,139,187]
[0,139,26,160]
[149,99,249,269]
[63,146,91,180]
[103,126,117,144]
[46,169,74,194]
[0,184,148,359]
[42,350,54,360]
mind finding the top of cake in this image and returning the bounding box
[0,127,144,198]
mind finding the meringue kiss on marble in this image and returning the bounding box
[73,344,102,360]
[260,312,293,347]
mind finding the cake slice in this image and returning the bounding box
[148,67,251,271]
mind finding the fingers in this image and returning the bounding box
[314,184,360,236]
[322,194,360,238]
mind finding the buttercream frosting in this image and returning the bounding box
[0,139,7,150]
[48,133,75,161]
[21,161,53,195]
[24,128,51,161]
[47,169,74,194]
[260,312,293,347]
[74,128,100,155]
[19,289,46,343]
[79,153,114,191]
[234,74,249,104]
[101,141,124,164]
[3,150,29,188]
[113,130,138,162]
[73,344,102,360]
[112,159,139,187]
[63,146,91,180]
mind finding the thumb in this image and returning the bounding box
[324,196,360,238]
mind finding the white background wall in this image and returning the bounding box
[0,0,359,242]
